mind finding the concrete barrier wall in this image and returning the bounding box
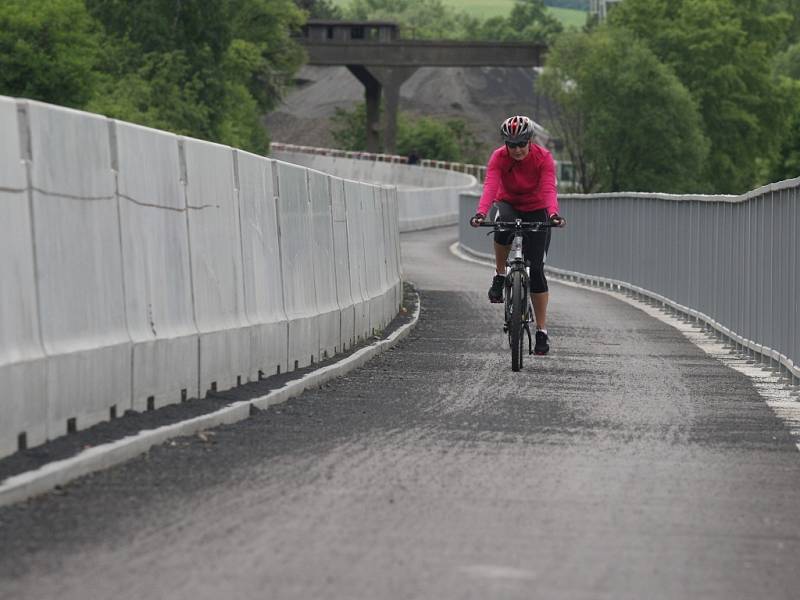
[0,97,47,456]
[269,142,488,182]
[27,102,132,439]
[116,121,199,412]
[235,150,289,380]
[459,182,800,385]
[270,150,478,232]
[0,98,402,458]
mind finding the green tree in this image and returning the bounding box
[0,0,101,108]
[608,0,793,192]
[294,0,343,19]
[330,102,482,162]
[541,29,709,192]
[774,42,800,79]
[344,0,469,39]
[506,0,564,41]
[331,103,372,151]
[463,0,563,43]
[770,87,800,181]
[396,116,462,162]
[86,0,305,153]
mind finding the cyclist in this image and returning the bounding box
[470,115,566,355]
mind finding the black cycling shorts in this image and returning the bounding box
[492,201,551,293]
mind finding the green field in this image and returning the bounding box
[329,0,588,29]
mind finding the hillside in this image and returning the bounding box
[265,65,557,161]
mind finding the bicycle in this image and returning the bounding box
[479,219,553,372]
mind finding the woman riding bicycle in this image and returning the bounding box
[470,115,566,356]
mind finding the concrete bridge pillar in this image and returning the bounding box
[346,65,418,155]
[368,67,418,154]
[346,65,383,154]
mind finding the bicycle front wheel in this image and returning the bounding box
[509,270,525,372]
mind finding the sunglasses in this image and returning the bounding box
[505,140,528,148]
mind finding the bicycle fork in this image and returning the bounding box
[523,298,534,355]
[503,272,536,355]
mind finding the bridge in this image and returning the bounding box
[299,21,546,154]
[1,99,800,598]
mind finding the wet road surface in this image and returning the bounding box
[2,226,800,599]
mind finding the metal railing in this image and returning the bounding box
[460,180,800,386]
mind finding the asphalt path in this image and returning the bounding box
[2,226,800,599]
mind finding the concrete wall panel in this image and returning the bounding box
[384,186,403,313]
[330,177,356,350]
[378,186,396,324]
[343,180,370,341]
[308,170,342,359]
[115,121,199,410]
[235,151,289,379]
[0,97,47,456]
[183,138,249,395]
[275,161,320,369]
[26,101,131,437]
[361,184,385,333]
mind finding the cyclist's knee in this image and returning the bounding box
[530,265,548,293]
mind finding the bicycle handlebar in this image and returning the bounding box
[478,219,552,231]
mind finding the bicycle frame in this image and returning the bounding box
[480,218,551,371]
[505,230,533,343]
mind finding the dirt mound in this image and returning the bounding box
[265,65,557,159]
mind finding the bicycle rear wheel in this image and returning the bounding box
[509,270,525,372]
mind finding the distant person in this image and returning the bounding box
[406,149,420,165]
[469,115,566,355]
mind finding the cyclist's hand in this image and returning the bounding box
[470,212,486,227]
[549,213,566,228]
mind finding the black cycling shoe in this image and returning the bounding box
[534,330,550,355]
[488,274,505,303]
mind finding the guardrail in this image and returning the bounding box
[459,184,800,386]
[0,97,402,459]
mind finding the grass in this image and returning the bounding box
[329,0,588,29]
[547,6,589,28]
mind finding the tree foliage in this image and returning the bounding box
[86,0,305,153]
[0,0,102,108]
[331,102,482,162]
[770,82,800,181]
[607,0,793,193]
[344,0,563,43]
[294,0,343,19]
[541,29,708,193]
[0,0,305,154]
[344,0,470,39]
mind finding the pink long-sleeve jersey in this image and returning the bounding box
[476,143,559,217]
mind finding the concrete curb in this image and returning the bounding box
[0,291,421,508]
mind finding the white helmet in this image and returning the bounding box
[500,115,534,144]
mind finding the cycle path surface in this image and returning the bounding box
[2,226,800,599]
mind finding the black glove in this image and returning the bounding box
[470,212,486,227]
[549,213,566,228]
